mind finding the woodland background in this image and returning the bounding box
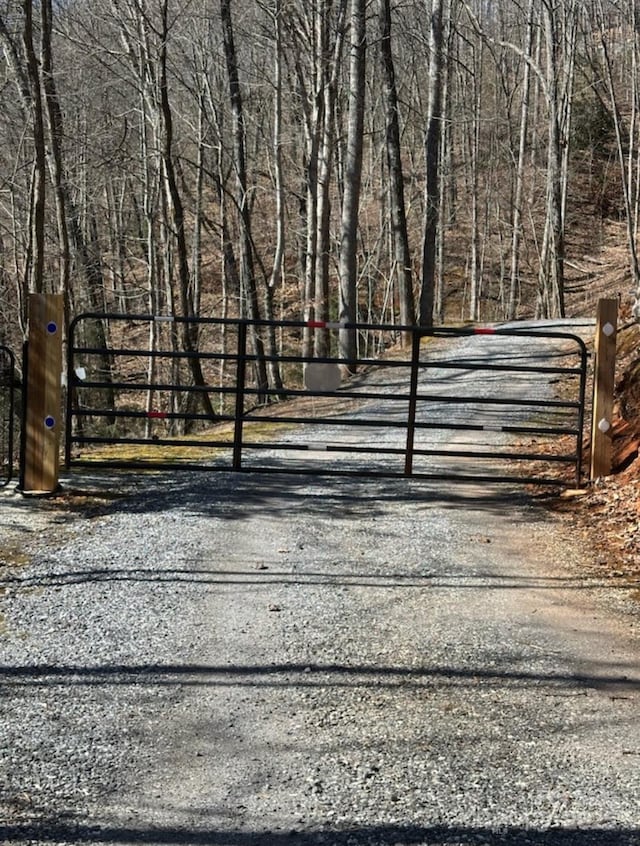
[1,0,640,383]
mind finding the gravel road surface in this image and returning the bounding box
[1,322,639,846]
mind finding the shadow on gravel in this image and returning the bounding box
[57,469,555,523]
[0,821,638,845]
[1,661,637,694]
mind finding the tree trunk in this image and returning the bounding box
[220,0,268,396]
[269,0,286,295]
[379,0,414,337]
[267,0,285,392]
[159,0,216,420]
[314,0,347,360]
[40,0,71,317]
[420,0,445,327]
[508,0,535,320]
[21,0,46,296]
[468,34,483,322]
[537,1,565,318]
[338,0,366,368]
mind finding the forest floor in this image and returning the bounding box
[550,334,640,594]
[548,218,640,596]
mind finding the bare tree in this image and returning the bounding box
[533,0,579,318]
[40,0,70,302]
[507,0,535,320]
[314,0,347,358]
[379,0,415,336]
[21,0,46,296]
[338,0,366,366]
[592,0,640,319]
[220,0,270,394]
[287,0,347,358]
[420,0,446,327]
[157,0,216,418]
[4,0,640,369]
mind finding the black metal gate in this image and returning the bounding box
[65,314,589,486]
[0,344,19,487]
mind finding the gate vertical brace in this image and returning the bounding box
[64,316,77,469]
[233,320,248,470]
[6,349,15,484]
[404,328,421,476]
[0,344,17,486]
[575,338,588,487]
[18,341,28,489]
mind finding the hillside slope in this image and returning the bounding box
[555,218,640,587]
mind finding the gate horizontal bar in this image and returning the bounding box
[66,313,589,487]
[74,379,581,412]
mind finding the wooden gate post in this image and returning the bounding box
[22,293,64,493]
[590,297,618,481]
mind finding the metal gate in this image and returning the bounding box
[0,344,19,487]
[65,314,589,486]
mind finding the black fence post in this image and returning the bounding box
[64,316,76,469]
[404,327,421,476]
[233,320,248,471]
[0,344,17,486]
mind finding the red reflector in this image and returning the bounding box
[474,327,496,335]
[307,320,326,328]
[147,411,167,419]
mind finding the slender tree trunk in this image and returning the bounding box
[338,0,366,368]
[267,0,285,391]
[192,86,206,318]
[313,99,334,359]
[159,0,215,419]
[379,0,414,337]
[40,0,70,302]
[22,0,46,295]
[302,129,319,359]
[435,4,455,324]
[301,51,322,361]
[269,0,286,294]
[314,0,347,359]
[220,0,268,395]
[420,0,445,327]
[468,34,483,322]
[537,1,565,318]
[508,0,535,320]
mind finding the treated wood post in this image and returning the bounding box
[22,293,64,493]
[590,298,618,481]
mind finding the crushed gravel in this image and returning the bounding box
[1,320,640,846]
[1,469,640,846]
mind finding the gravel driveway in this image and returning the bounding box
[1,322,640,846]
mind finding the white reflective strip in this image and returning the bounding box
[305,443,330,451]
[154,315,175,322]
[325,321,346,330]
[483,425,504,432]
